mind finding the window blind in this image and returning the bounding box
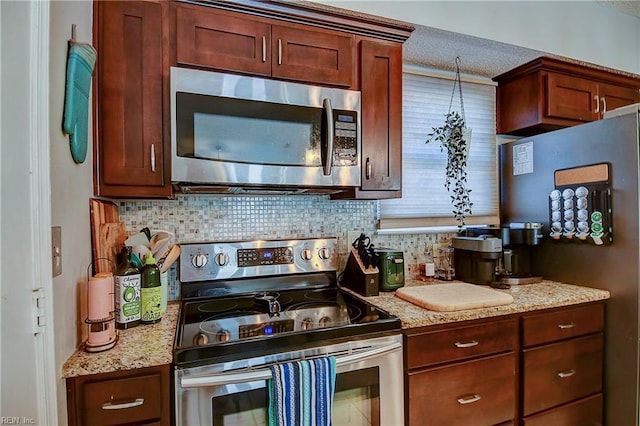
[378,69,499,230]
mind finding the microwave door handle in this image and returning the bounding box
[322,98,334,176]
[180,341,402,388]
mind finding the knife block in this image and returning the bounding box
[341,248,379,296]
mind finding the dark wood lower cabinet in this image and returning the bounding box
[523,393,603,426]
[404,302,605,426]
[522,333,603,417]
[408,353,516,426]
[66,364,171,426]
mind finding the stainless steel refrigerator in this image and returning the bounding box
[500,104,640,425]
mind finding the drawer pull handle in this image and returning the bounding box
[457,394,481,405]
[102,398,145,410]
[558,369,576,379]
[455,340,479,348]
[558,322,576,329]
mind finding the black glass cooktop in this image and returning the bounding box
[174,286,399,367]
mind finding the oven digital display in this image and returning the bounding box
[239,320,294,339]
[237,247,294,267]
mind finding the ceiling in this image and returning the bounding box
[596,1,640,19]
[401,1,640,79]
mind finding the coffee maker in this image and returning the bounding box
[467,222,543,284]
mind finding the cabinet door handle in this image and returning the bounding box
[150,144,156,173]
[557,369,576,378]
[457,394,481,405]
[365,157,371,180]
[601,97,607,114]
[594,95,600,113]
[278,39,282,65]
[262,36,266,63]
[102,398,144,410]
[454,340,479,348]
[557,322,576,329]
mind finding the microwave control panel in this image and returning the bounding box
[334,110,358,166]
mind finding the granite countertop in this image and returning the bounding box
[355,279,610,329]
[62,302,180,378]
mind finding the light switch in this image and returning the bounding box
[52,226,62,277]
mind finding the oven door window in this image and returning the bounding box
[176,93,322,167]
[211,367,380,426]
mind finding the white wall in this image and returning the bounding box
[49,1,94,424]
[1,1,40,420]
[316,0,640,74]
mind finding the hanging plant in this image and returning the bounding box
[425,57,473,229]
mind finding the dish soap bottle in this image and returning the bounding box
[115,246,141,329]
[140,252,162,324]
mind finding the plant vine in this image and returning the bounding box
[426,111,473,229]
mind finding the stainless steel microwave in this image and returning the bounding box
[170,67,361,195]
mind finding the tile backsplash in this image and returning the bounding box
[118,195,453,300]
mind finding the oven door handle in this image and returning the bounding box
[180,341,402,388]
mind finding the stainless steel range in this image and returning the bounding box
[174,238,404,426]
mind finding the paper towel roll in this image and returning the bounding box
[88,274,114,320]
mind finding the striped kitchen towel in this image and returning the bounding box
[268,356,337,426]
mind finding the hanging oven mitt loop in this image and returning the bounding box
[63,24,97,164]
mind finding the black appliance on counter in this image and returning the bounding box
[174,237,404,425]
[466,222,543,284]
[451,235,502,285]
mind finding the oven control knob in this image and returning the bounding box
[215,329,231,343]
[301,248,313,261]
[318,247,331,260]
[193,332,209,346]
[191,253,208,269]
[215,252,230,266]
[301,317,314,330]
[319,317,332,328]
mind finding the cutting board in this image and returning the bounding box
[90,199,125,273]
[396,283,514,312]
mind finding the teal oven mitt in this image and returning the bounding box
[62,42,96,164]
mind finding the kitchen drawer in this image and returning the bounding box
[523,393,603,426]
[408,352,516,425]
[66,365,170,426]
[521,303,603,347]
[522,333,603,416]
[406,318,517,368]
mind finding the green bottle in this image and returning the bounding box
[115,246,141,329]
[140,252,162,324]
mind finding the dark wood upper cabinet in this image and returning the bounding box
[494,57,640,136]
[271,24,354,87]
[95,0,171,198]
[175,5,271,77]
[94,0,413,199]
[175,4,354,87]
[333,39,404,200]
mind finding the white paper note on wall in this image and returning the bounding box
[513,141,534,175]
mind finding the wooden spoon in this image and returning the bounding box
[159,244,181,273]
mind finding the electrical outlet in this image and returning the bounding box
[432,243,445,260]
